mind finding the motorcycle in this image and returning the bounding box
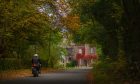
[32,64,39,77]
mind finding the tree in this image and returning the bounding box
[70,0,140,81]
[0,0,67,69]
[0,0,50,59]
[121,0,140,79]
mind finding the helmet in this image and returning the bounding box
[34,54,38,56]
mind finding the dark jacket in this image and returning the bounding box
[32,56,41,66]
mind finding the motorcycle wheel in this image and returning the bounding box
[32,68,39,77]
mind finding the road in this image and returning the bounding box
[0,67,92,84]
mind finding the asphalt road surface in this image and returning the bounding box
[0,67,92,84]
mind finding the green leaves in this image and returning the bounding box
[0,0,50,58]
[71,0,140,81]
[0,0,67,69]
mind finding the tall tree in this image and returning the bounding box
[70,0,140,79]
[121,0,140,79]
[0,0,49,58]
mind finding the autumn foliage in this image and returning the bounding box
[62,15,80,31]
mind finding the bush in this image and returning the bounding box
[66,61,76,67]
[0,59,22,71]
[0,58,34,71]
[93,56,127,84]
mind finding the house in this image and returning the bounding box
[66,44,97,67]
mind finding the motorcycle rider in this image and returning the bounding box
[32,54,41,73]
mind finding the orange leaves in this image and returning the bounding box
[62,15,80,31]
